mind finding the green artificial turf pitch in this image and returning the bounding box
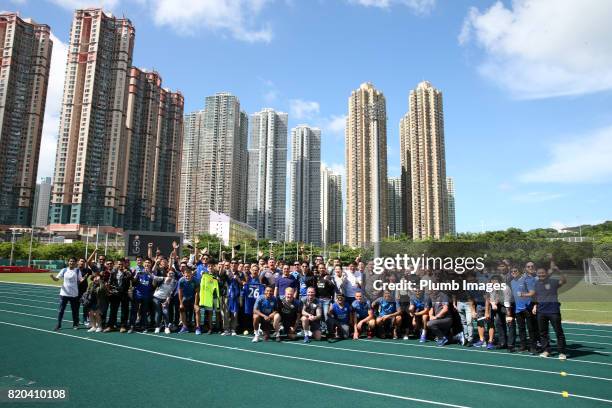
[0,281,611,408]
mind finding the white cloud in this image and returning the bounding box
[289,99,320,120]
[322,162,346,180]
[459,0,612,98]
[511,191,565,203]
[150,0,273,43]
[519,126,612,184]
[49,0,120,9]
[258,78,278,104]
[350,0,435,15]
[38,33,68,179]
[324,114,346,137]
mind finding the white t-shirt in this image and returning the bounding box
[345,270,362,298]
[57,267,82,298]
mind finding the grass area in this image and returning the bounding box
[0,273,60,286]
[1,272,610,323]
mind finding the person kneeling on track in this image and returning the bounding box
[372,290,402,339]
[427,290,453,347]
[273,287,302,342]
[351,290,375,339]
[409,289,431,342]
[252,286,278,342]
[327,293,351,340]
[301,287,323,343]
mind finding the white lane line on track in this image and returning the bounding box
[0,320,470,408]
[1,306,611,385]
[1,298,611,365]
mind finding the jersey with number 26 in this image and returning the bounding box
[243,278,265,314]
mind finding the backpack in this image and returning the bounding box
[80,290,92,307]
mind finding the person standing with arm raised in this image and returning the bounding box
[50,257,84,331]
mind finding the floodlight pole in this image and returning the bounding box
[28,226,34,267]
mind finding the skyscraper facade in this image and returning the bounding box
[123,68,183,233]
[177,110,204,240]
[49,8,135,234]
[400,81,448,239]
[345,82,388,247]
[446,176,456,236]
[321,166,343,245]
[387,176,402,237]
[288,125,321,245]
[247,108,288,241]
[32,177,52,228]
[0,13,52,227]
[177,93,247,241]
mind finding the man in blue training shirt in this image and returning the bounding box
[178,264,198,333]
[129,258,154,333]
[274,264,299,299]
[221,260,242,336]
[252,286,278,342]
[510,267,538,354]
[372,290,402,339]
[351,290,375,339]
[534,266,567,360]
[327,293,351,340]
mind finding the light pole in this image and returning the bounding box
[362,98,385,259]
[28,226,35,268]
[9,228,17,266]
[268,241,277,258]
[85,226,90,259]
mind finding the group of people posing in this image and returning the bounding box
[50,243,569,359]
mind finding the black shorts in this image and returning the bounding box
[257,317,273,332]
[281,315,298,332]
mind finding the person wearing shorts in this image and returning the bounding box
[409,289,431,342]
[351,290,375,339]
[301,287,322,343]
[178,264,197,333]
[372,290,402,339]
[327,293,351,340]
[273,287,302,341]
[252,286,278,342]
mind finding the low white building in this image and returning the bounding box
[209,210,256,245]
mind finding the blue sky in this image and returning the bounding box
[9,0,612,233]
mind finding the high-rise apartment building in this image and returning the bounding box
[177,93,247,241]
[247,108,288,241]
[32,177,52,228]
[123,68,183,233]
[387,176,402,237]
[288,125,321,245]
[345,82,388,247]
[321,166,343,245]
[447,176,456,236]
[0,13,52,227]
[400,81,448,239]
[49,8,135,234]
[177,110,204,240]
